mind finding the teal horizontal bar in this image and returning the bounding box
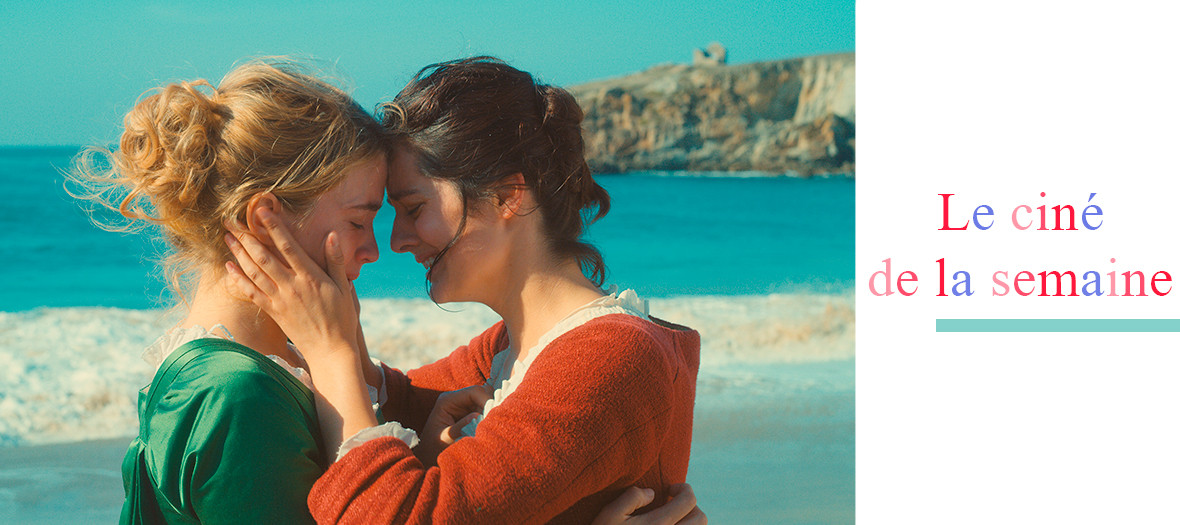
[936,319,1180,332]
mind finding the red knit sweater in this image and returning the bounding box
[308,313,700,524]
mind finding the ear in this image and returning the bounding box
[244,192,284,246]
[494,173,528,219]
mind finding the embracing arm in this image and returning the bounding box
[224,212,698,522]
[378,325,503,431]
[309,324,681,524]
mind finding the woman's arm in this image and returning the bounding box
[353,291,385,392]
[309,322,682,524]
[379,324,503,431]
[226,213,693,522]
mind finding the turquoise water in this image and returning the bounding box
[0,147,855,523]
[0,147,854,311]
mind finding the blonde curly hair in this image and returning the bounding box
[69,58,388,301]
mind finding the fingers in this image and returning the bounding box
[256,208,320,274]
[619,486,657,514]
[628,484,697,525]
[224,260,273,312]
[462,383,494,408]
[438,385,492,420]
[592,486,655,525]
[224,232,280,296]
[441,412,479,445]
[678,506,706,525]
[666,483,695,505]
[324,232,351,290]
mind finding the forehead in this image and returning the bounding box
[386,146,433,198]
[322,155,388,206]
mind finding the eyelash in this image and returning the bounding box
[407,204,424,218]
[350,221,365,230]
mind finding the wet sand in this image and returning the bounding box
[0,438,127,523]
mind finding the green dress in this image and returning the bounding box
[119,338,327,524]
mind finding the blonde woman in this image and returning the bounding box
[71,59,393,523]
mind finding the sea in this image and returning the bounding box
[0,146,855,522]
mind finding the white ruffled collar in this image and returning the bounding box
[142,324,233,369]
[580,285,649,318]
[142,324,313,390]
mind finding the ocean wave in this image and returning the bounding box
[0,293,853,447]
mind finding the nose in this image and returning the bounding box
[358,230,379,265]
[389,216,416,254]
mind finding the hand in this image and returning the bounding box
[416,384,493,467]
[223,207,358,364]
[224,208,376,452]
[591,484,706,525]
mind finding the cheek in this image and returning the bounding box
[426,223,453,248]
[292,226,330,268]
[417,213,457,248]
[347,230,373,256]
[451,222,502,269]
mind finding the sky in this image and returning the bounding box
[0,0,854,146]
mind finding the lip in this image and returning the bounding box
[414,253,438,270]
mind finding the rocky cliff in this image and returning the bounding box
[569,53,855,176]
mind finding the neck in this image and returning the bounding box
[179,268,301,366]
[487,258,605,358]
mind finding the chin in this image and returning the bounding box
[428,285,461,304]
[426,276,450,303]
[426,278,471,305]
[428,286,455,304]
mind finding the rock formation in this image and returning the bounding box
[692,42,727,66]
[568,52,855,176]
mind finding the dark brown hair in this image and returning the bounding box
[382,56,611,286]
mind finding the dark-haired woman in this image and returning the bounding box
[226,57,702,524]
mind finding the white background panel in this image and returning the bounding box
[859,1,1180,522]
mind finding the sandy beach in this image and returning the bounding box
[0,438,127,523]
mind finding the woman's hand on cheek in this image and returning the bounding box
[223,207,358,364]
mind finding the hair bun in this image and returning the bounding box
[538,85,582,139]
[120,79,227,212]
[536,85,593,195]
[70,58,388,302]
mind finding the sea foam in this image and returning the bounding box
[0,293,853,447]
